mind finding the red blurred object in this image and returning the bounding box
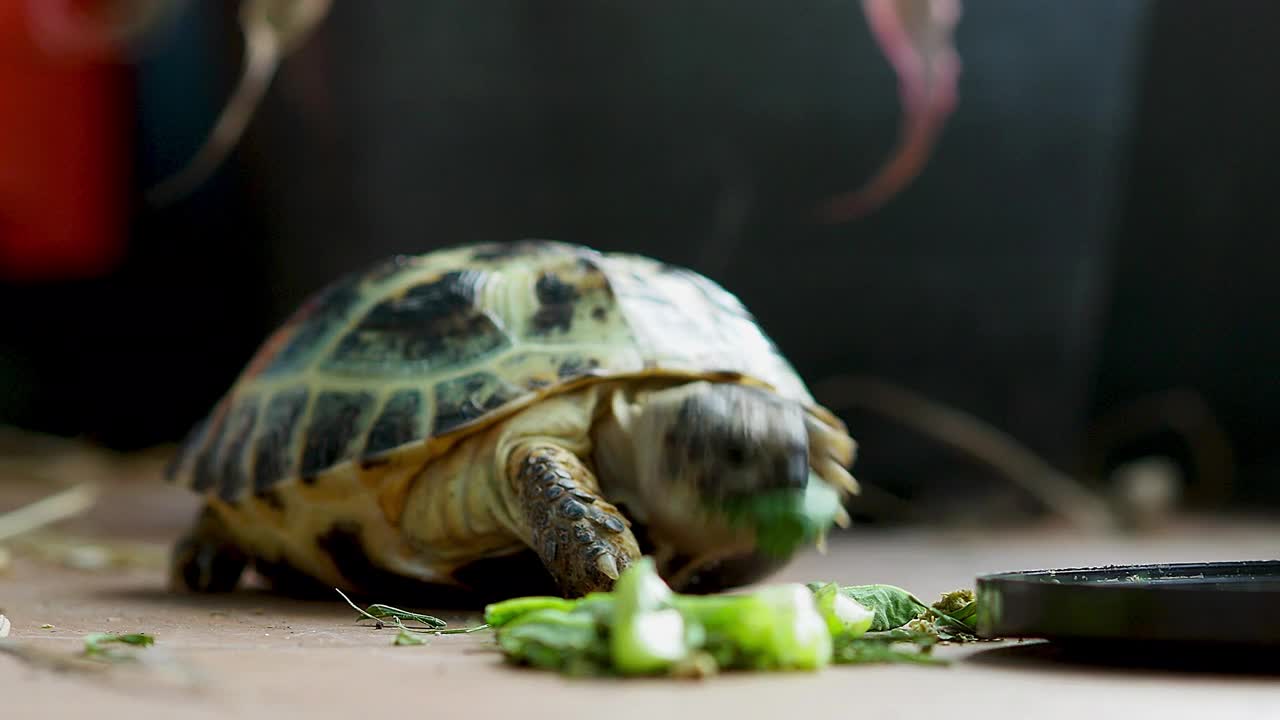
[0,0,131,282]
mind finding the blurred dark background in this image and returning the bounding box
[1,1,1276,525]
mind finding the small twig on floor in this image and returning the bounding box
[0,483,100,544]
[334,588,489,636]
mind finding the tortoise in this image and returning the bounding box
[165,240,858,601]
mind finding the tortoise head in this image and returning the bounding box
[629,381,840,566]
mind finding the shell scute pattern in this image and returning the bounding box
[213,400,259,502]
[518,253,624,347]
[251,388,310,492]
[254,275,364,379]
[432,371,527,436]
[362,389,424,458]
[169,240,810,503]
[530,271,578,335]
[299,391,378,477]
[323,269,511,376]
[190,412,230,494]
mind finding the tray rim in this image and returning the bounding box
[974,559,1280,646]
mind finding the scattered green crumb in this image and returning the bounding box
[82,632,155,662]
[40,624,54,630]
[932,589,975,616]
[831,635,947,666]
[393,629,427,646]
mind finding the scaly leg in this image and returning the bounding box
[507,443,641,597]
[169,505,248,593]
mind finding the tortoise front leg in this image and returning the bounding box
[507,443,641,597]
[169,504,248,593]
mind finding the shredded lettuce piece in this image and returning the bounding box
[611,557,689,674]
[494,560,961,676]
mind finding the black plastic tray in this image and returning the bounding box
[976,560,1280,647]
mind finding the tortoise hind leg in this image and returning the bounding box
[169,505,248,593]
[507,443,642,597]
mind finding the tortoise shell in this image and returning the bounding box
[166,240,818,503]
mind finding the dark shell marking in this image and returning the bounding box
[185,395,263,501]
[530,271,579,334]
[433,372,525,435]
[251,388,310,493]
[300,391,377,476]
[557,355,601,379]
[214,400,259,502]
[325,270,510,375]
[362,389,423,458]
[191,408,233,493]
[524,256,616,344]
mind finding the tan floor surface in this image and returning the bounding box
[2,469,1279,719]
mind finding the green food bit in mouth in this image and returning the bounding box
[722,474,844,557]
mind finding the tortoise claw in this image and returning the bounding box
[596,552,620,580]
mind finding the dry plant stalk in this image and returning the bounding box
[0,484,100,544]
[813,375,1116,532]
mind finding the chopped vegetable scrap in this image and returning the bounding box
[478,558,982,677]
[341,557,984,677]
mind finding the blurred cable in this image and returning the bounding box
[146,0,331,205]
